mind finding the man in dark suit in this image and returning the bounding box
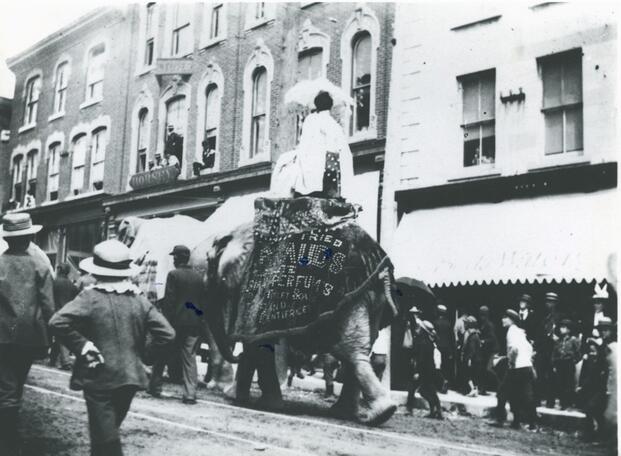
[149,245,205,404]
[165,124,184,167]
[49,262,78,370]
[0,213,55,454]
[517,294,537,342]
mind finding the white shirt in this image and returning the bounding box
[371,328,389,355]
[506,324,533,369]
[592,311,606,337]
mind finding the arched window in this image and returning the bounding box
[91,127,107,190]
[203,84,219,158]
[250,67,267,158]
[48,142,61,201]
[351,31,372,134]
[54,62,69,114]
[23,75,41,125]
[25,149,38,207]
[165,96,186,165]
[11,155,24,202]
[136,108,149,173]
[71,134,87,195]
[144,3,156,66]
[297,47,323,82]
[86,43,105,101]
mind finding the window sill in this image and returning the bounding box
[238,153,270,168]
[447,163,498,182]
[64,189,104,201]
[135,65,156,77]
[80,98,103,110]
[200,36,226,51]
[527,151,587,172]
[348,128,377,145]
[48,111,65,123]
[18,123,37,134]
[40,199,60,207]
[245,18,274,31]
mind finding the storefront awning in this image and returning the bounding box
[390,189,618,287]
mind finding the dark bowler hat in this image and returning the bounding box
[80,240,138,278]
[0,213,42,237]
[545,292,559,302]
[169,245,191,257]
[559,318,574,328]
[505,309,520,323]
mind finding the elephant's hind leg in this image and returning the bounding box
[329,363,359,418]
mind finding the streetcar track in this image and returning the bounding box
[30,365,533,456]
[25,383,311,456]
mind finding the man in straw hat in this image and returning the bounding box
[50,239,175,456]
[0,213,55,455]
[536,291,562,408]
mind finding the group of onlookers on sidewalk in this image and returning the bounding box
[399,288,617,448]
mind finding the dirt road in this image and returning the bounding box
[18,365,610,456]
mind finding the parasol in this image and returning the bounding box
[284,77,354,109]
[395,276,437,315]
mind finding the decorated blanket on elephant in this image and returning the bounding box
[234,197,392,343]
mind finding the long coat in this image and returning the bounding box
[161,265,206,336]
[49,287,175,391]
[0,248,55,349]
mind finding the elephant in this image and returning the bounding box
[203,220,402,426]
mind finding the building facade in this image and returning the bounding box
[1,2,395,267]
[384,3,617,387]
[0,97,12,210]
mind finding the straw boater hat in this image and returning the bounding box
[545,292,559,302]
[595,316,614,330]
[0,213,42,237]
[592,283,609,301]
[505,309,520,323]
[79,239,139,278]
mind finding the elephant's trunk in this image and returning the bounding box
[206,303,239,364]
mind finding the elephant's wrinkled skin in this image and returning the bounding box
[204,222,399,426]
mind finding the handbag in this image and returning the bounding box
[402,322,414,349]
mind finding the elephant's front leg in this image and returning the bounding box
[333,298,397,426]
[330,362,359,418]
[255,343,285,410]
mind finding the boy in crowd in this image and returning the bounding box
[551,319,581,409]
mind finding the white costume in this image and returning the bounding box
[293,111,354,201]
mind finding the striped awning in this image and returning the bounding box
[390,189,618,287]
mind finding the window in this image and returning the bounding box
[26,149,38,181]
[71,134,87,194]
[540,50,582,155]
[86,44,105,101]
[297,47,323,81]
[203,84,219,165]
[171,3,192,56]
[210,3,223,39]
[144,3,156,66]
[54,62,69,113]
[136,108,149,173]
[91,127,107,190]
[351,32,372,134]
[23,75,41,125]
[250,68,267,158]
[254,2,266,20]
[459,70,495,167]
[165,96,186,165]
[11,155,24,202]
[48,142,60,201]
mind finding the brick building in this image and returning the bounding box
[0,96,12,209]
[384,3,617,388]
[105,2,394,239]
[1,3,395,267]
[2,7,132,267]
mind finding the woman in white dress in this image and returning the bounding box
[294,91,354,201]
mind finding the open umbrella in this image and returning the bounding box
[284,77,354,109]
[394,277,437,315]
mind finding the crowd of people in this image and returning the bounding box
[400,289,617,445]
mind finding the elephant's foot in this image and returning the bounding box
[329,396,357,419]
[355,395,398,426]
[256,394,285,411]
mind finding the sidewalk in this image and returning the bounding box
[286,374,586,432]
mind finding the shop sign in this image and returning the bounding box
[129,166,180,190]
[154,58,195,76]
